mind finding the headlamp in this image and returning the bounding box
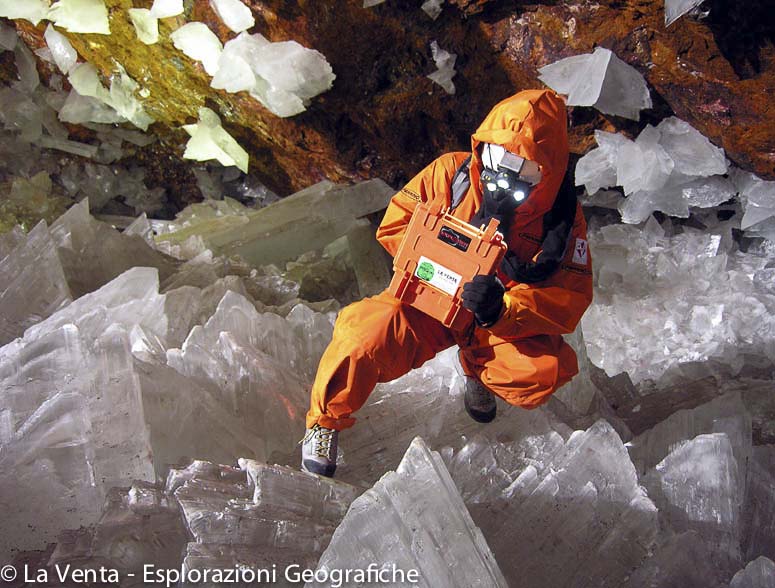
[480,166,532,207]
[479,143,541,212]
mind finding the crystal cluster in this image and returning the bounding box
[577,118,730,223]
[581,214,775,384]
[170,21,335,118]
[538,47,652,120]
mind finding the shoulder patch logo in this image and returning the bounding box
[572,238,588,265]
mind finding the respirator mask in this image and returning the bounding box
[478,143,542,223]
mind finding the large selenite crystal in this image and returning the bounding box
[0,220,72,345]
[311,437,508,587]
[170,22,223,76]
[47,0,111,35]
[183,107,249,173]
[167,459,360,575]
[209,0,255,33]
[466,420,658,588]
[0,0,50,25]
[48,483,188,579]
[644,433,743,571]
[627,393,752,485]
[166,290,334,464]
[50,199,178,298]
[581,215,775,384]
[158,178,394,267]
[0,323,154,560]
[427,40,456,95]
[538,46,652,120]
[729,557,775,588]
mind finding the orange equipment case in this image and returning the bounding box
[387,202,507,331]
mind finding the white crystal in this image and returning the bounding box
[107,65,155,131]
[644,433,742,564]
[474,420,658,587]
[0,220,72,346]
[0,0,50,25]
[665,0,705,26]
[170,22,223,76]
[149,0,182,18]
[64,63,154,130]
[581,215,775,384]
[44,24,77,74]
[617,125,674,195]
[167,459,358,570]
[183,107,249,173]
[682,175,737,208]
[427,40,456,95]
[311,437,508,587]
[0,324,155,560]
[248,34,335,117]
[49,199,177,298]
[128,8,159,45]
[47,0,111,35]
[576,130,632,194]
[421,0,444,19]
[729,557,775,588]
[209,0,255,33]
[538,46,652,120]
[363,0,386,6]
[628,393,752,503]
[211,33,261,93]
[732,169,775,232]
[656,117,727,177]
[59,89,124,123]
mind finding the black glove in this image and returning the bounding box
[461,274,505,327]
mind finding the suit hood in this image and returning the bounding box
[470,89,569,221]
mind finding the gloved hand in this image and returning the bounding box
[461,274,505,327]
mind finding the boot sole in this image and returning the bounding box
[302,459,337,478]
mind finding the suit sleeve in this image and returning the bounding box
[375,155,458,257]
[489,205,594,339]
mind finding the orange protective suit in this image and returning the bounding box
[306,89,593,431]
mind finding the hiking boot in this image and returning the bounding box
[300,424,338,477]
[463,376,497,423]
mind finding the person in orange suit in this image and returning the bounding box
[301,89,593,477]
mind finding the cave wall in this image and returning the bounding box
[7,0,775,198]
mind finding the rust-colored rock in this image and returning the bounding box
[7,0,775,201]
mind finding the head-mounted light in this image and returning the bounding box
[480,144,541,210]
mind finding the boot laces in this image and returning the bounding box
[301,425,334,460]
